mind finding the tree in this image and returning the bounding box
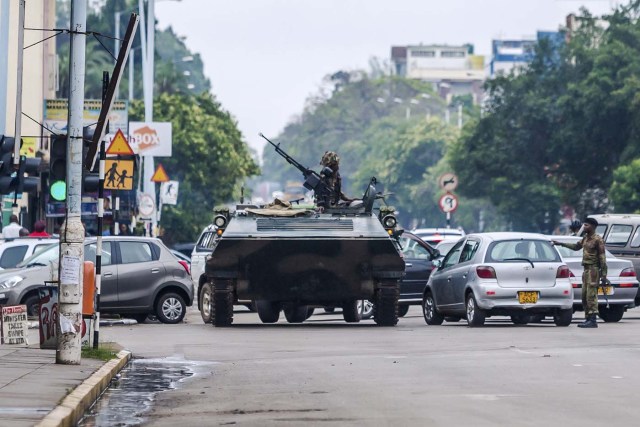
[129,93,259,244]
[609,158,640,213]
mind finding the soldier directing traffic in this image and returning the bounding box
[552,217,607,328]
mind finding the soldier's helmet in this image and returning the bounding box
[320,151,340,167]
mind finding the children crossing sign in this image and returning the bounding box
[104,159,134,190]
[106,129,134,155]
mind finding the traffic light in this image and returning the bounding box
[0,135,17,194]
[17,155,42,194]
[82,127,99,193]
[49,134,67,201]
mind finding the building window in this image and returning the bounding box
[441,51,465,58]
[411,50,435,58]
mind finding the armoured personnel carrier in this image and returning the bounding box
[201,135,405,326]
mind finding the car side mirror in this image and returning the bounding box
[432,259,442,269]
[431,250,441,260]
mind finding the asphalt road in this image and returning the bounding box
[100,306,640,426]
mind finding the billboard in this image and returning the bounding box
[128,122,172,157]
[43,99,129,135]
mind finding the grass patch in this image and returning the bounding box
[81,342,119,361]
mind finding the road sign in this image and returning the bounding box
[104,159,134,190]
[438,193,459,213]
[160,181,179,205]
[150,164,170,183]
[138,193,155,218]
[438,172,458,192]
[106,129,134,155]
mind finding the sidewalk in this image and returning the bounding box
[0,327,130,426]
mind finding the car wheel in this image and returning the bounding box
[155,292,186,324]
[256,300,280,323]
[554,309,573,327]
[466,293,486,327]
[598,305,625,322]
[342,300,361,323]
[23,294,40,318]
[511,314,530,325]
[199,283,213,324]
[422,292,444,325]
[357,299,374,319]
[397,304,410,317]
[284,305,308,323]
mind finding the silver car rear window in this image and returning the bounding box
[486,240,561,263]
[605,225,633,246]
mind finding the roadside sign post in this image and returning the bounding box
[437,172,460,229]
[150,164,170,228]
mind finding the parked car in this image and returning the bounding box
[191,224,217,288]
[0,237,58,270]
[0,236,193,323]
[588,214,640,305]
[396,231,440,316]
[411,228,465,246]
[172,242,195,259]
[422,232,573,327]
[552,235,638,322]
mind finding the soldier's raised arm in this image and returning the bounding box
[552,238,583,251]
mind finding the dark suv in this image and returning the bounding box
[0,236,194,323]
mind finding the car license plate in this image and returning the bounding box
[518,291,538,304]
[598,286,613,296]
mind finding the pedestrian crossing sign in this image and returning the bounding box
[104,159,134,190]
[106,129,134,155]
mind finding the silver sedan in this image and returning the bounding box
[422,232,573,327]
[552,235,639,322]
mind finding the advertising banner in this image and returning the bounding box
[128,122,172,156]
[43,99,129,135]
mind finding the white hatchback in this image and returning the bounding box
[0,238,58,270]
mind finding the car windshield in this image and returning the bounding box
[486,239,561,263]
[16,243,59,268]
[436,241,456,257]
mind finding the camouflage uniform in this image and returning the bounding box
[558,233,607,317]
[320,151,344,206]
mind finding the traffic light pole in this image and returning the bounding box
[57,0,87,365]
[13,0,25,168]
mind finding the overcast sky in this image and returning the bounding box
[155,0,617,154]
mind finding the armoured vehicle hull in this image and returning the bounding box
[203,211,405,326]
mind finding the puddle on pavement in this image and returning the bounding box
[79,358,202,427]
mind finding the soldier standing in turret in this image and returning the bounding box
[319,151,353,207]
[552,217,607,328]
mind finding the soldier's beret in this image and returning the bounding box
[584,217,598,227]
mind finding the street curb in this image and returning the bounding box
[35,350,132,427]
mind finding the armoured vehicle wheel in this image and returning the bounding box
[599,306,625,322]
[397,304,410,317]
[256,300,281,323]
[373,282,399,326]
[306,307,315,319]
[199,283,213,324]
[422,292,444,325]
[342,300,361,323]
[284,305,308,323]
[465,293,485,327]
[324,307,335,313]
[212,282,234,327]
[554,309,573,327]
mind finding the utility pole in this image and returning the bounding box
[57,0,87,365]
[13,0,25,168]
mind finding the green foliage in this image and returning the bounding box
[56,0,210,99]
[450,2,640,229]
[610,158,640,213]
[130,93,259,244]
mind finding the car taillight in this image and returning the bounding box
[476,266,496,279]
[620,268,636,277]
[556,266,571,279]
[178,260,190,275]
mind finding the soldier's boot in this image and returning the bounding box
[577,314,598,328]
